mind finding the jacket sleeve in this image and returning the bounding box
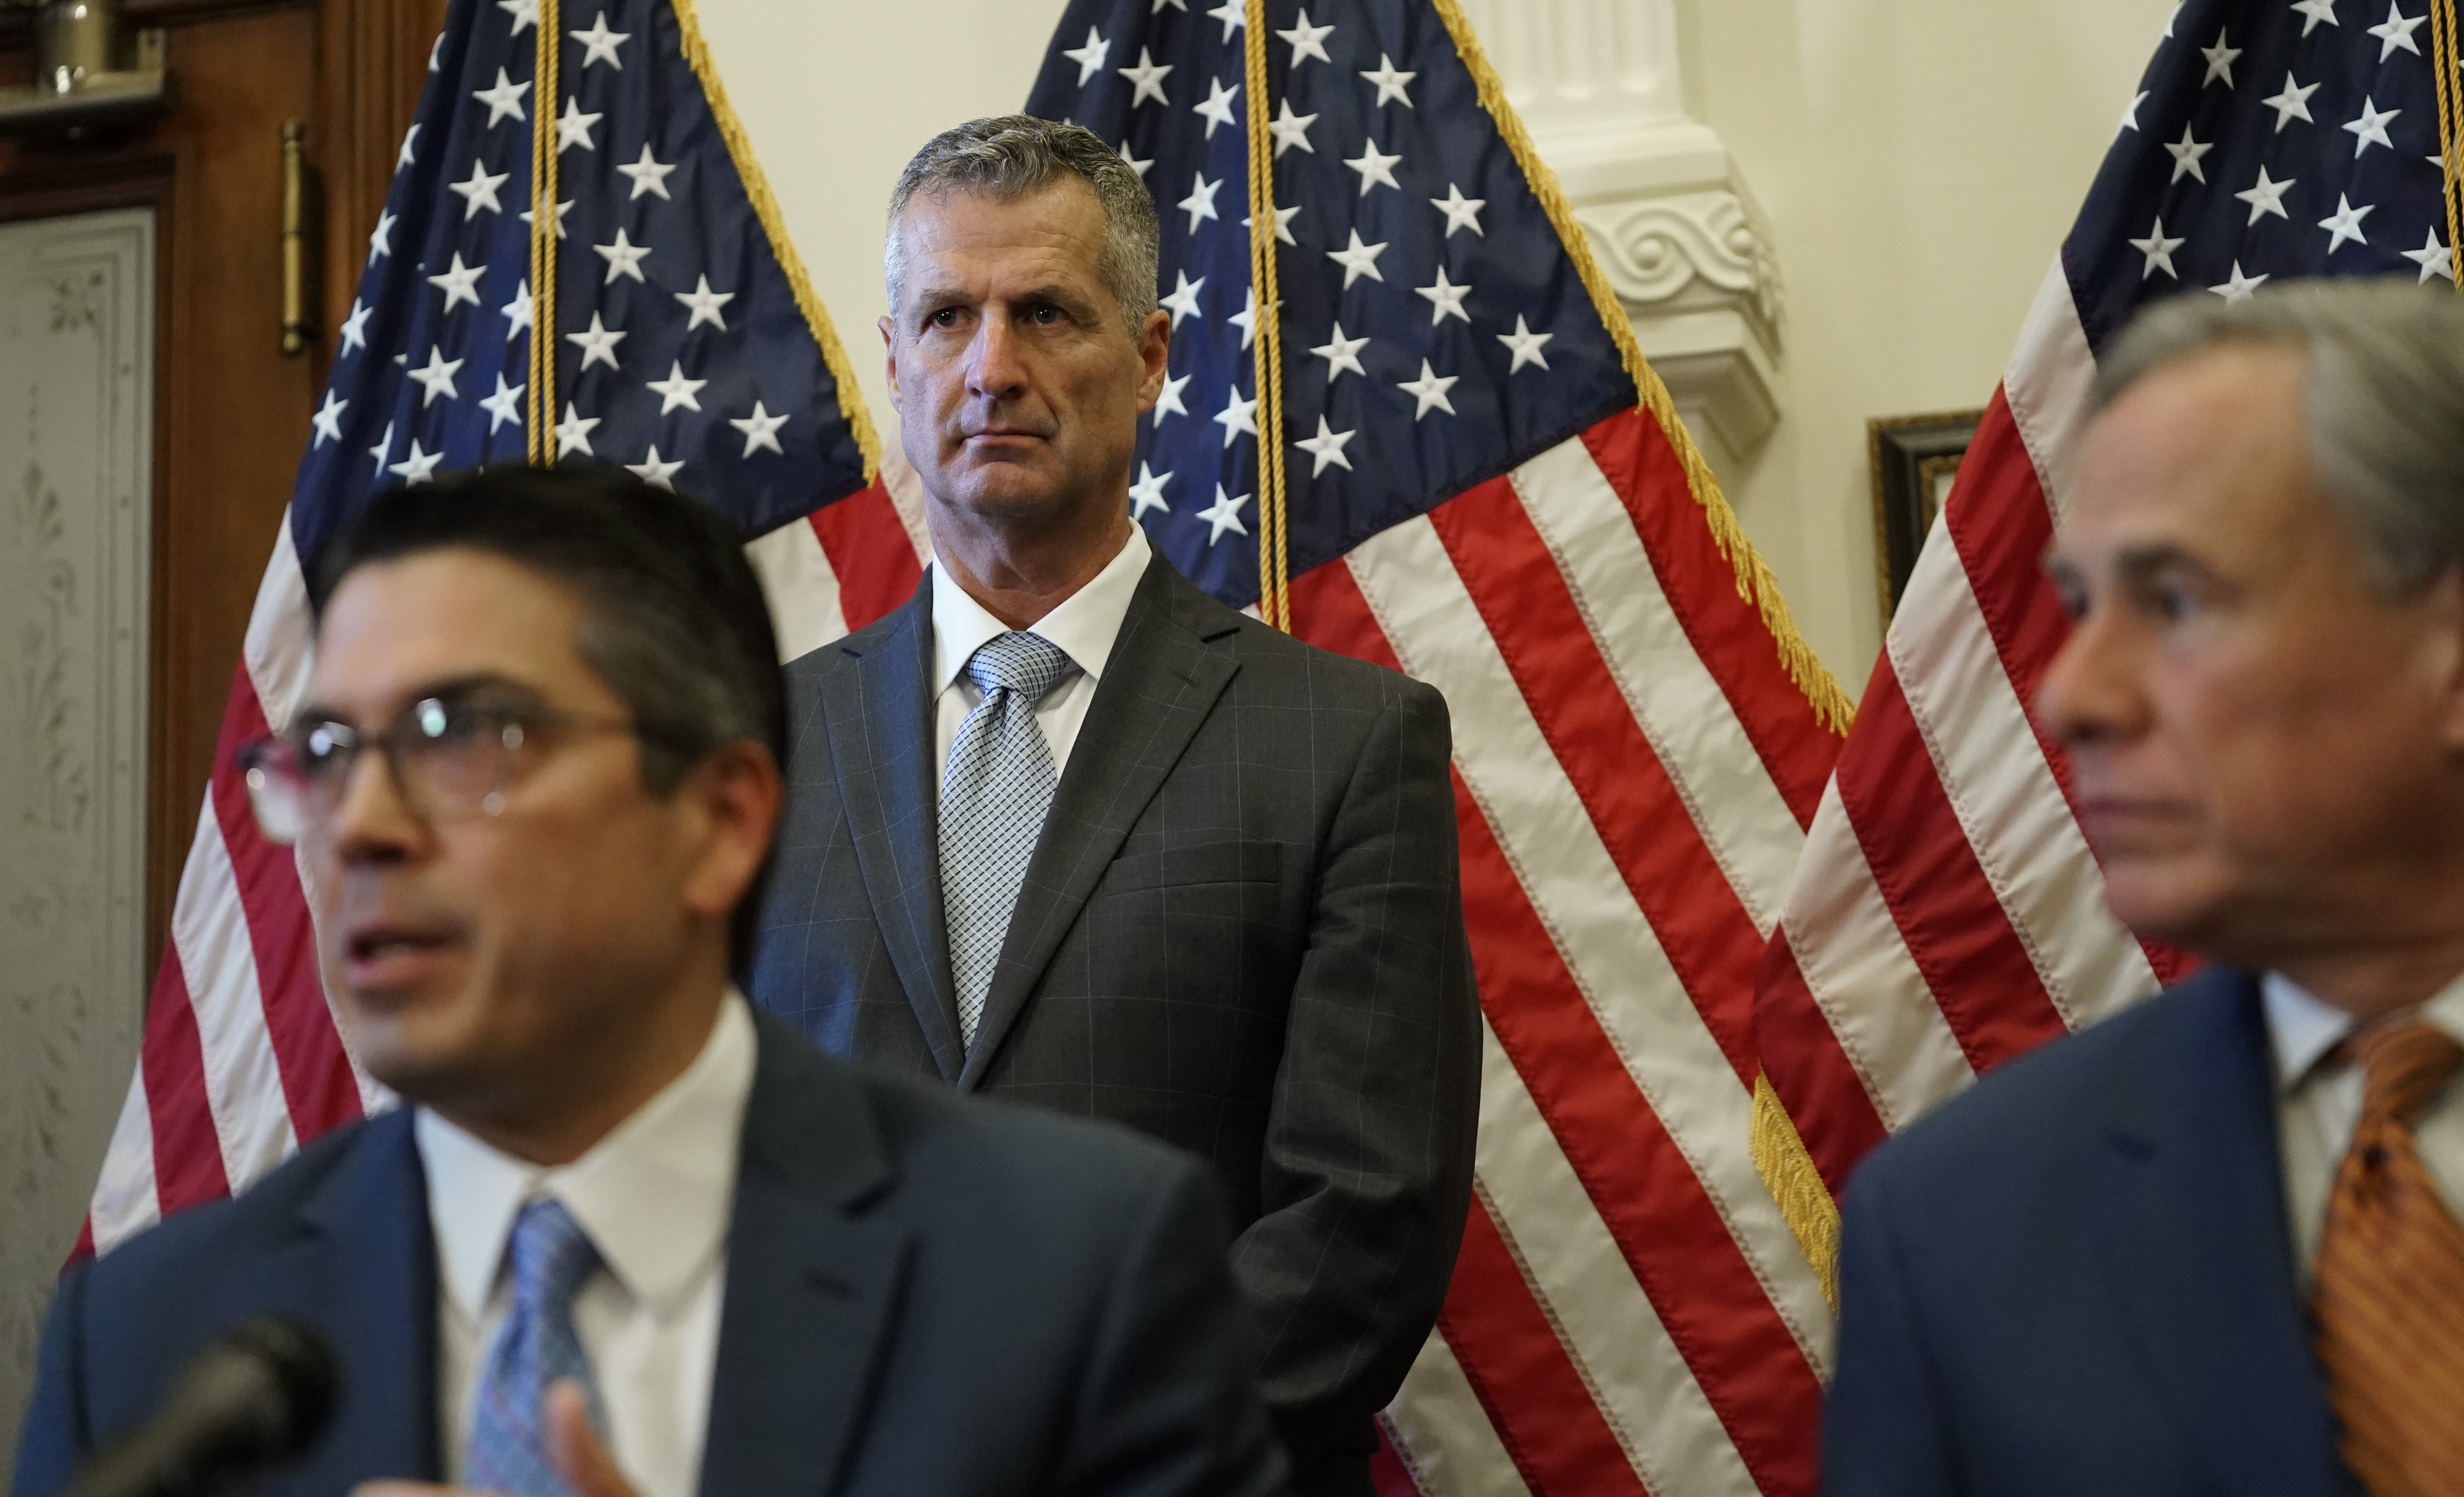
[1058,1154,1290,1497]
[10,1261,92,1497]
[1819,1161,1962,1497]
[1235,679,1481,1480]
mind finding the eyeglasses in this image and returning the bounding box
[235,695,658,845]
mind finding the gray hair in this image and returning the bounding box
[2094,279,2464,595]
[884,115,1161,333]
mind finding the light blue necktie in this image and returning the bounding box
[940,630,1072,1048]
[466,1198,607,1497]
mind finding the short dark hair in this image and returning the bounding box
[306,463,785,974]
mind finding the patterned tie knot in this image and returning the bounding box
[965,631,1071,706]
[2352,1020,2464,1133]
[506,1198,601,1320]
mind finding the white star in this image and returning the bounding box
[1496,315,1553,373]
[502,279,534,340]
[310,390,347,446]
[1294,415,1356,476]
[1063,26,1109,86]
[570,11,628,69]
[1160,270,1206,328]
[408,346,464,406]
[2369,2,2427,58]
[1361,53,1416,107]
[472,68,530,126]
[1277,9,1334,65]
[1229,286,1278,349]
[566,311,627,371]
[1197,484,1250,543]
[2208,260,2269,305]
[2233,164,2295,225]
[628,446,685,491]
[428,32,443,69]
[2201,28,2241,87]
[675,275,734,331]
[1129,461,1172,519]
[646,359,707,414]
[479,372,525,434]
[2317,193,2375,252]
[1204,0,1244,41]
[396,123,420,170]
[1152,372,1191,424]
[2403,227,2456,283]
[2119,90,2150,133]
[367,209,398,263]
[1268,99,1317,156]
[1345,138,1403,196]
[519,197,575,240]
[2163,124,2214,183]
[1310,322,1369,381]
[1154,0,1186,10]
[1397,359,1459,419]
[1431,183,1485,236]
[426,251,485,311]
[1243,202,1301,246]
[2128,217,2187,280]
[2293,0,2340,33]
[729,401,790,457]
[387,438,443,486]
[367,420,395,479]
[556,402,600,458]
[1194,76,1241,138]
[2343,96,2400,156]
[593,228,651,284]
[556,96,602,153]
[1120,47,1174,107]
[1214,386,1258,447]
[449,158,510,219]
[1118,141,1153,180]
[1326,229,1389,287]
[1178,171,1223,232]
[1414,267,1471,326]
[339,297,373,354]
[498,0,537,34]
[616,143,676,199]
[2262,72,2320,130]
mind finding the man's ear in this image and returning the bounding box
[879,314,901,410]
[677,740,783,924]
[1133,308,1171,410]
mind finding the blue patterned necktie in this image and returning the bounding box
[940,630,1073,1049]
[466,1198,607,1497]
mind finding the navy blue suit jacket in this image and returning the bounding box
[1820,966,2357,1497]
[11,1012,1287,1497]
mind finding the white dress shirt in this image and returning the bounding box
[929,522,1149,782]
[2264,971,2464,1282]
[417,992,756,1497]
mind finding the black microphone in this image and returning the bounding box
[65,1316,340,1497]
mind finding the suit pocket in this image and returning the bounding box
[1095,836,1290,894]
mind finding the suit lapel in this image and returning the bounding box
[823,586,965,1078]
[700,1018,912,1497]
[958,559,1240,1089]
[2089,969,2349,1494]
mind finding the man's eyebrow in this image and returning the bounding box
[2110,542,2210,583]
[288,672,542,729]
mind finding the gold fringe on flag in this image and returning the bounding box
[527,0,562,464]
[1752,1070,1842,1308]
[2433,0,2464,289]
[1243,0,1292,630]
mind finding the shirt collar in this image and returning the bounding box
[929,523,1149,697]
[415,990,757,1324]
[2262,968,2464,1091]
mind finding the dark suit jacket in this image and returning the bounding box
[748,554,1480,1492]
[1820,965,2358,1497]
[11,1012,1288,1497]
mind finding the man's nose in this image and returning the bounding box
[323,748,430,866]
[2032,603,2148,750]
[967,316,1029,400]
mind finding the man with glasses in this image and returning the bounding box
[11,465,1287,1497]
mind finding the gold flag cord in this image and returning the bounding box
[1243,0,1291,630]
[2434,0,2464,290]
[527,0,563,464]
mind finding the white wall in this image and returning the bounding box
[698,0,2176,681]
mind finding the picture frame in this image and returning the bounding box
[1867,410,1984,621]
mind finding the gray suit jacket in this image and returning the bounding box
[749,552,1480,1494]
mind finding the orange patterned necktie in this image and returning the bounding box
[2313,1020,2464,1497]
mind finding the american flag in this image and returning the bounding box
[1025,2,1854,1493]
[1755,0,2461,1338]
[82,0,923,1256]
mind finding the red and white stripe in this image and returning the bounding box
[84,479,923,1257]
[1752,258,2191,1205]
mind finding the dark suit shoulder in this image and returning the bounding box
[1157,566,1439,711]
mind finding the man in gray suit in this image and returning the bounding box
[748,116,1480,1497]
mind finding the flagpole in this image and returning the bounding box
[2433,0,2464,288]
[528,0,563,463]
[1242,0,1290,630]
